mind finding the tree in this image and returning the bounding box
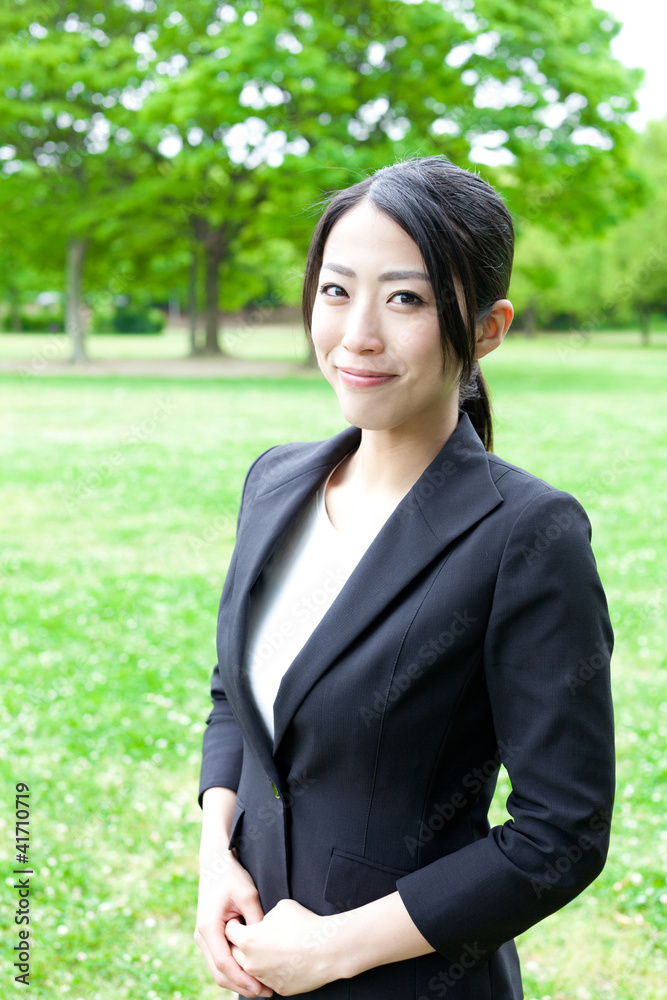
[0,0,642,356]
[600,118,667,344]
[0,1,156,359]
[121,0,642,352]
[510,118,667,341]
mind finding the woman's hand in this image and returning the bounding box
[226,898,347,996]
[194,846,273,998]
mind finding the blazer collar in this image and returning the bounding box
[224,412,503,774]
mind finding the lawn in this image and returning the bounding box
[0,330,665,999]
[0,324,310,363]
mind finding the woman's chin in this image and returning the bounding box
[337,403,399,432]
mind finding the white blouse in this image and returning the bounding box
[244,464,379,739]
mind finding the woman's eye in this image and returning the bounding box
[390,291,422,306]
[319,283,347,298]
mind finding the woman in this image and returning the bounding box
[194,156,615,1000]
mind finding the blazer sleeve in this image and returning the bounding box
[197,447,276,807]
[396,488,615,962]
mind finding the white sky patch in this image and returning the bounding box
[239,81,288,110]
[445,23,501,68]
[382,116,411,141]
[133,31,156,60]
[187,127,204,146]
[473,31,501,57]
[538,92,588,129]
[592,0,667,128]
[367,42,386,66]
[348,98,390,141]
[293,10,313,27]
[571,126,613,149]
[430,118,461,136]
[156,53,188,77]
[468,129,516,166]
[441,0,480,32]
[63,13,83,33]
[215,4,237,23]
[158,134,183,157]
[119,81,154,111]
[446,43,472,68]
[85,115,111,154]
[276,30,302,54]
[359,97,389,124]
[222,117,309,168]
[469,147,516,166]
[474,76,530,110]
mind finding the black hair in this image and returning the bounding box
[302,156,514,451]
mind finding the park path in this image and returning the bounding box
[0,356,318,378]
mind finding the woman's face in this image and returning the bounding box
[311,199,460,436]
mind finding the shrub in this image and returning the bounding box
[91,306,165,334]
[1,310,64,332]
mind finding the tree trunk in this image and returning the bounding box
[66,238,87,362]
[639,307,651,347]
[203,244,223,355]
[168,291,180,328]
[523,303,536,338]
[188,248,199,355]
[191,215,228,356]
[7,284,21,331]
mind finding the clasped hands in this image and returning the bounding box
[228,897,347,997]
[194,850,349,998]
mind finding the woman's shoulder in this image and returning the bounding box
[485,451,592,541]
[487,451,561,498]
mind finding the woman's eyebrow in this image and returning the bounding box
[321,261,431,282]
[321,261,356,277]
[378,269,431,283]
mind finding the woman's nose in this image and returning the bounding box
[339,299,385,354]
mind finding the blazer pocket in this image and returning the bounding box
[324,848,411,912]
[228,796,245,852]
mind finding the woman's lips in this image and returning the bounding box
[338,368,397,388]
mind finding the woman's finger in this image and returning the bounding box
[239,891,265,926]
[225,916,246,946]
[194,923,270,997]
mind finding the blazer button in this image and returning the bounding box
[271,781,280,799]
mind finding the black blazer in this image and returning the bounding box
[199,411,615,1000]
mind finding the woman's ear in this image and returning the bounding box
[474,299,513,359]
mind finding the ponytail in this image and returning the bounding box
[459,362,493,452]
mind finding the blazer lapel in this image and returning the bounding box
[271,412,503,750]
[222,424,362,779]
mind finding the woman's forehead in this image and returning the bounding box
[322,200,426,272]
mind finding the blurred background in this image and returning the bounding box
[0,2,665,998]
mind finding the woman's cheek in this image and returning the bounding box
[311,324,339,368]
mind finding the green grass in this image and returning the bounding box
[0,324,311,362]
[0,332,665,999]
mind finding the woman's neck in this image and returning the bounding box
[342,404,460,504]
